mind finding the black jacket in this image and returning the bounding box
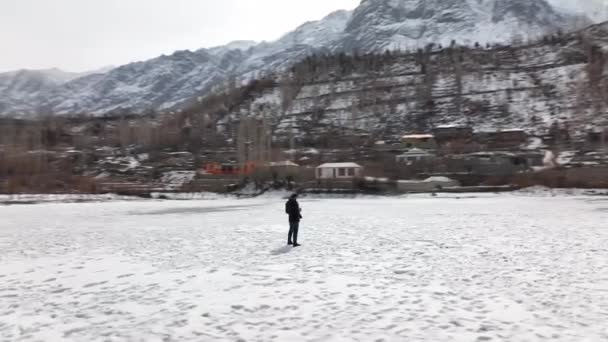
[285,198,302,222]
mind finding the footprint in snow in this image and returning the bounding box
[117,274,134,279]
[83,281,108,288]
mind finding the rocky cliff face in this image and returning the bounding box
[341,0,570,51]
[0,0,588,116]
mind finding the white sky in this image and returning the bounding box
[0,0,360,72]
[0,0,605,73]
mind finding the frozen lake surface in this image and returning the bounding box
[1,194,607,341]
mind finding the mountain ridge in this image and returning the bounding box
[0,0,592,116]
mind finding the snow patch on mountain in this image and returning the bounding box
[548,0,608,23]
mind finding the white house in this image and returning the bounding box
[396,148,436,164]
[316,163,363,180]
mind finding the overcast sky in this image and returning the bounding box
[0,0,360,72]
[0,0,605,73]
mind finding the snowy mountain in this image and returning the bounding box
[0,69,84,114]
[340,0,571,51]
[205,22,608,143]
[0,0,588,116]
[0,67,115,114]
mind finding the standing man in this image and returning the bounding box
[285,194,302,247]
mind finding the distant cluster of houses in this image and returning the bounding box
[396,126,529,153]
[192,124,606,193]
[198,126,540,186]
[392,126,546,176]
[201,160,364,181]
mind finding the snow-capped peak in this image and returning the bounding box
[208,40,259,55]
[275,10,353,48]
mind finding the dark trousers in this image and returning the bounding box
[288,221,299,244]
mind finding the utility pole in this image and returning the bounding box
[262,112,272,164]
[289,114,296,162]
[602,108,607,152]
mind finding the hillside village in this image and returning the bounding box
[1,22,608,195]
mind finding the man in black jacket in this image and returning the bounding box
[285,194,302,247]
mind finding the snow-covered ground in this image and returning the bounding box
[1,194,607,341]
[0,194,143,205]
